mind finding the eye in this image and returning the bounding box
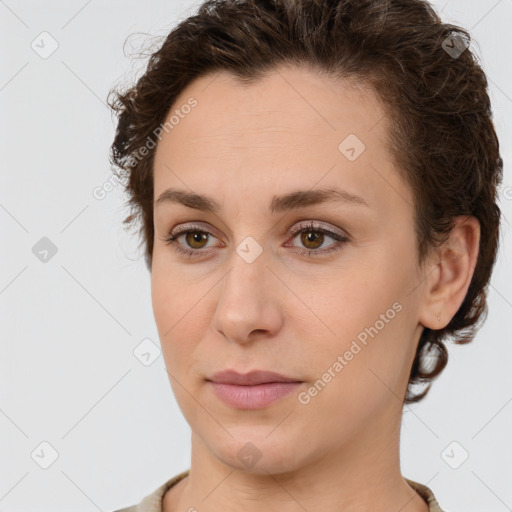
[285,221,349,257]
[164,225,220,257]
[163,221,349,258]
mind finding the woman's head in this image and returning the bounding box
[108,0,502,415]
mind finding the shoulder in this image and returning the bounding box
[113,470,190,512]
[114,506,138,512]
[405,478,445,512]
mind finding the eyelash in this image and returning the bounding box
[164,221,349,259]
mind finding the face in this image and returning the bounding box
[151,64,427,474]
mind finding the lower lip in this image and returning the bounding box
[208,381,302,409]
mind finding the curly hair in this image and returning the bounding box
[107,0,503,404]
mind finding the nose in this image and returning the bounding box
[211,249,284,345]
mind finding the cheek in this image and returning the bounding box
[298,307,412,436]
[151,256,199,332]
[151,266,197,372]
[296,246,417,392]
[297,262,403,343]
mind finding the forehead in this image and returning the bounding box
[153,64,412,211]
[158,64,387,147]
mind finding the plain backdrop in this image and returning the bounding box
[1,0,511,511]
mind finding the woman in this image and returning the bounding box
[108,0,503,510]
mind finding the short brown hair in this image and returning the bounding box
[108,0,503,404]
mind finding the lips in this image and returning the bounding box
[208,369,301,385]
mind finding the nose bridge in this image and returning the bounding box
[212,243,283,342]
[219,243,270,317]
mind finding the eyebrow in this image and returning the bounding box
[154,186,369,214]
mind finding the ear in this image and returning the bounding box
[418,215,480,330]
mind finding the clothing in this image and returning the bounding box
[113,469,445,512]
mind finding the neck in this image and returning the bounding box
[164,405,429,512]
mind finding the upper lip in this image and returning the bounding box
[208,369,301,385]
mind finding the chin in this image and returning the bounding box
[205,429,308,475]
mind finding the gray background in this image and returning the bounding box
[1,0,511,511]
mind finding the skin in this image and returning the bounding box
[150,64,480,512]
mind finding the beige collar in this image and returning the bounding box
[118,470,445,512]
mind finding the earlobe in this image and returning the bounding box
[419,215,480,330]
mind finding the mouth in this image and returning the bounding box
[206,369,303,409]
[207,369,302,385]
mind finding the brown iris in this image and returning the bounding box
[300,230,324,249]
[185,231,209,249]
